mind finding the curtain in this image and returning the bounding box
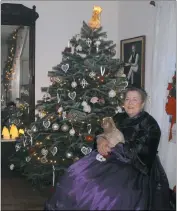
[11,26,28,101]
[147,1,176,189]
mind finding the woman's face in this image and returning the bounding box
[124,91,144,117]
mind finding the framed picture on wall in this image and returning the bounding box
[120,36,146,88]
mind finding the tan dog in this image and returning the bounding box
[100,117,125,148]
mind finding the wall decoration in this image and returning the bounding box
[165,71,176,142]
[120,36,146,88]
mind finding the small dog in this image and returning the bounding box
[100,117,125,148]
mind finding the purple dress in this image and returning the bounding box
[45,111,170,210]
[45,145,149,210]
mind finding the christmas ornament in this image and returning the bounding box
[52,123,60,131]
[31,125,38,133]
[87,124,92,134]
[71,81,77,88]
[99,76,104,83]
[115,106,122,114]
[10,164,15,170]
[86,38,92,47]
[58,106,63,113]
[100,66,105,76]
[61,124,69,132]
[41,156,48,164]
[88,6,102,29]
[61,63,69,73]
[41,148,48,156]
[50,147,58,156]
[65,151,73,159]
[90,97,99,104]
[81,146,92,155]
[68,91,76,100]
[26,156,31,162]
[85,135,94,142]
[81,101,88,107]
[43,120,51,129]
[95,40,101,52]
[62,111,67,119]
[76,45,82,51]
[83,104,91,113]
[89,71,96,78]
[80,78,88,88]
[69,128,75,136]
[42,92,51,102]
[108,90,116,98]
[15,143,21,152]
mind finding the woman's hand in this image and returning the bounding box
[97,137,111,156]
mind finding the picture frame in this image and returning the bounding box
[120,36,146,88]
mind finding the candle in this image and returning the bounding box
[2,126,10,139]
[19,129,25,135]
[10,124,19,139]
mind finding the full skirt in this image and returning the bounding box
[45,149,149,210]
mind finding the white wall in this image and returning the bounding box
[3,1,119,103]
[117,1,156,113]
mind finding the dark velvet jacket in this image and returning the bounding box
[94,111,170,210]
[94,111,161,175]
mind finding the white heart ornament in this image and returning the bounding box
[61,64,69,73]
[50,147,58,156]
[81,146,92,155]
[68,91,76,100]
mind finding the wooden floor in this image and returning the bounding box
[1,177,47,210]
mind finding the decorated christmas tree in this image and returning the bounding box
[9,6,128,189]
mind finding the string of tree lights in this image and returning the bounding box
[3,26,24,93]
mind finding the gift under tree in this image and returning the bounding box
[10,6,128,188]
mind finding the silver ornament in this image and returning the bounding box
[52,123,60,131]
[69,128,75,136]
[41,148,48,156]
[71,81,77,88]
[108,90,116,98]
[61,124,69,132]
[43,120,51,129]
[65,151,73,159]
[89,71,96,78]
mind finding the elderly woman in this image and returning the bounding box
[45,87,170,210]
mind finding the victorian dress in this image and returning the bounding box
[45,111,170,210]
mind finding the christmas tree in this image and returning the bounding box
[9,6,128,189]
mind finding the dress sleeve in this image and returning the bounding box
[112,123,161,175]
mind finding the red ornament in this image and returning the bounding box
[99,76,104,83]
[85,135,94,142]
